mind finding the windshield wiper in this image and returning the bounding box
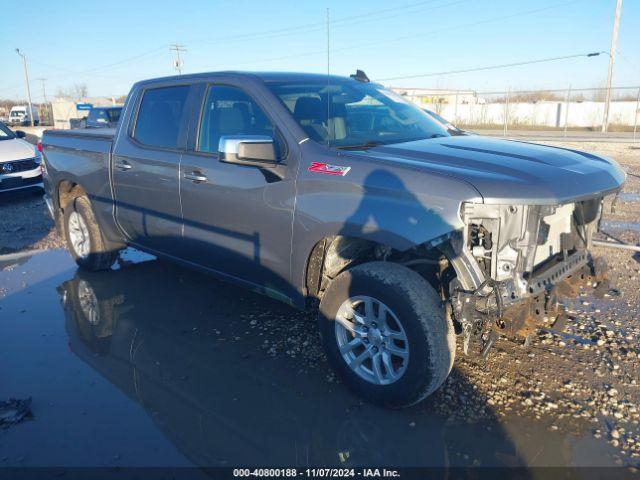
[336,140,385,150]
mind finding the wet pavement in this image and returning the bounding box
[0,248,630,472]
[602,220,640,233]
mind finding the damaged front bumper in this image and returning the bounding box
[446,195,613,357]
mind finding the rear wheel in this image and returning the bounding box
[63,195,118,271]
[318,261,455,407]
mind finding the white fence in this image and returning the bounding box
[399,86,640,130]
[432,100,638,128]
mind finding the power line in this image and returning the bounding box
[376,52,605,82]
[192,0,465,46]
[339,0,585,57]
[223,0,583,69]
[76,46,168,74]
[27,45,168,81]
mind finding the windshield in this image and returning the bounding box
[0,122,16,140]
[425,109,450,125]
[106,107,122,123]
[267,80,449,148]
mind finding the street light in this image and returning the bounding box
[15,48,35,128]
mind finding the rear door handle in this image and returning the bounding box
[184,171,207,183]
[114,160,132,171]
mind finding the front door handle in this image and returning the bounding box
[114,160,132,171]
[184,171,207,183]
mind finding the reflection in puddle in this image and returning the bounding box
[618,192,640,202]
[601,220,640,232]
[49,254,621,468]
[0,248,624,468]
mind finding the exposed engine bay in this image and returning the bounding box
[446,196,610,357]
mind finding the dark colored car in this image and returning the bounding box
[41,71,625,407]
[85,106,123,128]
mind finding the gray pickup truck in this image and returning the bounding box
[42,70,625,407]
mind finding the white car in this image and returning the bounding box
[0,122,43,193]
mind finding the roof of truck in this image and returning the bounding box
[133,71,366,87]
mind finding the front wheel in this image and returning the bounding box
[63,195,119,271]
[318,261,455,408]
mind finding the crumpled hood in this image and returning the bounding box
[350,135,626,205]
[0,138,37,163]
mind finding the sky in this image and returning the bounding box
[1,0,638,101]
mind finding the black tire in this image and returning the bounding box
[318,261,455,408]
[63,195,118,271]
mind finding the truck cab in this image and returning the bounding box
[41,71,625,407]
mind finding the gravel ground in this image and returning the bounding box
[0,140,638,467]
[0,188,64,254]
[433,141,640,466]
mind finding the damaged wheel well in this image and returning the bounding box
[55,180,88,240]
[58,180,87,211]
[304,235,459,306]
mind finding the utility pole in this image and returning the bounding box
[37,77,48,103]
[15,48,35,128]
[170,44,187,75]
[563,84,572,137]
[602,0,623,133]
[38,77,49,126]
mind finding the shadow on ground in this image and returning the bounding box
[57,257,528,469]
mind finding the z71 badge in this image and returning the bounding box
[308,162,351,176]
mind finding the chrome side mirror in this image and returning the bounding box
[218,135,277,167]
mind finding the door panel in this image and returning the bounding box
[179,84,296,300]
[112,85,190,254]
[112,148,182,253]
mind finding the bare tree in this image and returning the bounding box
[591,81,608,102]
[55,83,89,101]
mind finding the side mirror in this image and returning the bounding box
[218,135,277,167]
[15,130,26,139]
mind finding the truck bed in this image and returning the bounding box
[42,128,118,247]
[44,128,116,140]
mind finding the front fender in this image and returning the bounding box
[290,164,481,298]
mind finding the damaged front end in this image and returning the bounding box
[445,196,610,357]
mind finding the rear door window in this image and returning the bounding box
[134,85,190,149]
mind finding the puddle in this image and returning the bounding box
[618,192,640,202]
[601,220,640,233]
[0,248,627,468]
